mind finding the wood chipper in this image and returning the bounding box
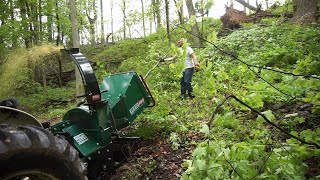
[0,48,155,180]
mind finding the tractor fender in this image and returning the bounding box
[0,106,42,128]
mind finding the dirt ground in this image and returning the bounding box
[97,132,204,180]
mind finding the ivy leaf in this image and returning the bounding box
[294,117,305,124]
[256,110,275,125]
[256,115,264,125]
[200,124,210,137]
[300,129,314,142]
[194,159,207,171]
[244,93,264,109]
[193,147,207,158]
[208,161,221,169]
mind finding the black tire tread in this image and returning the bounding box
[0,124,87,180]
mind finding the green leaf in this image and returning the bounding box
[294,117,305,124]
[200,124,210,137]
[194,159,207,171]
[262,110,275,122]
[193,147,207,158]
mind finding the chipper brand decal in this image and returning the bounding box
[129,98,145,115]
[74,133,88,145]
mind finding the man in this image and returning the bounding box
[163,39,200,99]
[177,38,199,99]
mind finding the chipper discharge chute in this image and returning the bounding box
[0,48,155,180]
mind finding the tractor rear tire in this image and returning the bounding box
[0,124,88,180]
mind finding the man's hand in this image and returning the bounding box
[195,64,200,72]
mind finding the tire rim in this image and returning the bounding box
[3,170,59,180]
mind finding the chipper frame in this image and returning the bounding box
[0,48,155,180]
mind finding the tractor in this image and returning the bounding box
[0,48,155,180]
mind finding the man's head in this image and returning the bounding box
[177,38,184,47]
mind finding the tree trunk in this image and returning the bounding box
[0,1,8,46]
[55,0,61,46]
[47,0,53,43]
[86,0,97,44]
[70,0,82,99]
[235,0,257,11]
[156,0,161,29]
[292,0,318,23]
[185,0,202,47]
[265,0,269,9]
[151,0,157,29]
[141,0,146,37]
[110,0,114,42]
[122,0,126,39]
[30,1,39,44]
[173,0,184,24]
[39,0,42,41]
[18,0,31,48]
[152,0,161,29]
[100,0,105,43]
[165,0,170,42]
[69,0,80,48]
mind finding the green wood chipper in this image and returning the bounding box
[0,48,155,180]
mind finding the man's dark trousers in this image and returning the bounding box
[181,67,194,95]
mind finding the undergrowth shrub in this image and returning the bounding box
[0,45,63,98]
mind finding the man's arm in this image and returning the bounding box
[191,53,199,66]
[162,55,178,62]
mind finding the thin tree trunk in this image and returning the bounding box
[156,0,161,29]
[70,0,82,99]
[69,0,80,48]
[55,0,61,46]
[149,17,152,34]
[30,0,39,44]
[100,0,105,43]
[47,0,53,42]
[88,16,97,44]
[165,0,170,42]
[122,0,126,39]
[25,1,34,46]
[185,0,202,47]
[110,0,114,42]
[86,1,97,44]
[0,3,5,45]
[19,0,31,48]
[39,0,42,41]
[151,0,157,29]
[173,0,184,24]
[9,0,17,47]
[58,58,62,87]
[141,0,146,37]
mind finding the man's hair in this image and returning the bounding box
[177,38,185,44]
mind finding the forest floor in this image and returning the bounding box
[96,131,205,180]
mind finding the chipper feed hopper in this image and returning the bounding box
[0,48,155,180]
